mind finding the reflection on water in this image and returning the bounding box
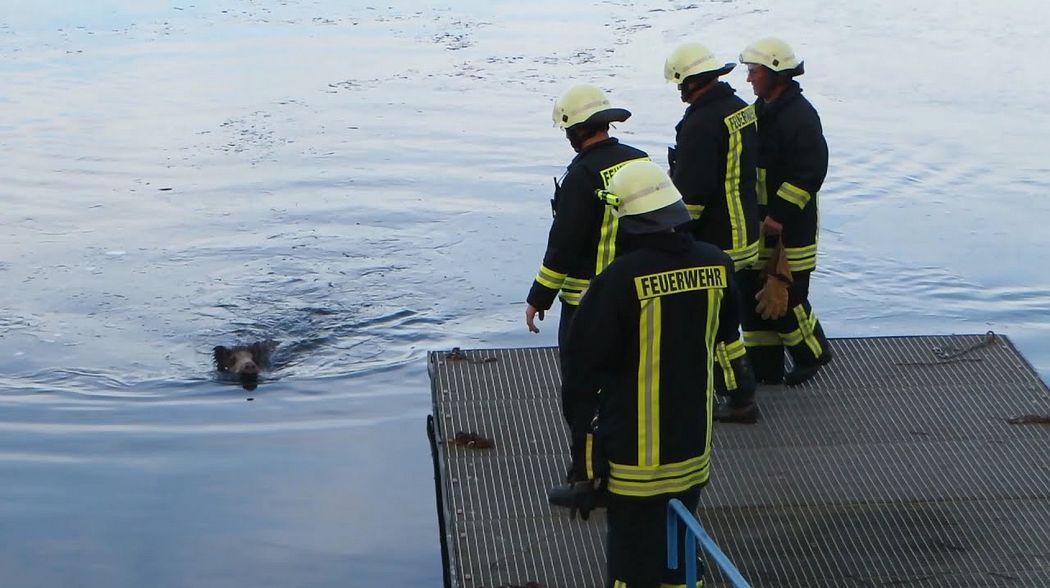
[1,0,1048,586]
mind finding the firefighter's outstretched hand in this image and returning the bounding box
[755,238,792,320]
[525,304,544,334]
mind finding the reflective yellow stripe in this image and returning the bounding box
[563,276,591,290]
[612,290,714,498]
[535,264,566,290]
[756,168,768,206]
[596,156,649,274]
[786,243,817,257]
[685,203,705,220]
[596,205,619,274]
[611,453,710,480]
[725,240,759,270]
[558,276,591,306]
[559,289,584,305]
[652,299,662,465]
[607,465,709,497]
[661,581,705,588]
[757,243,818,271]
[723,106,753,254]
[776,182,811,209]
[705,289,721,453]
[781,327,804,346]
[785,244,817,272]
[785,304,824,357]
[637,297,661,467]
[724,337,746,360]
[724,104,757,134]
[744,330,781,347]
[614,581,628,588]
[585,433,595,480]
[715,341,737,391]
[716,329,743,392]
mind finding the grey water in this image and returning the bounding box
[1,1,1048,586]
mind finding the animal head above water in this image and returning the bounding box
[213,341,277,391]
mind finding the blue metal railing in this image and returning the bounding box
[666,498,751,587]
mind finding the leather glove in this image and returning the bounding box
[755,236,792,320]
[547,479,602,520]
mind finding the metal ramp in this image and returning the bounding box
[427,335,1050,587]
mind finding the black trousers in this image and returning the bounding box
[738,268,830,382]
[605,488,703,588]
[557,301,579,426]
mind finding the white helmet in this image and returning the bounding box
[601,160,690,234]
[740,37,804,76]
[664,42,735,84]
[552,84,631,129]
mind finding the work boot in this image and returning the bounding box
[713,400,760,424]
[784,348,834,386]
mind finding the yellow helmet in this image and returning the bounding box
[664,42,735,83]
[740,37,804,76]
[552,84,631,129]
[601,160,690,233]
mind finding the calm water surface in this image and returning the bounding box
[1,1,1048,586]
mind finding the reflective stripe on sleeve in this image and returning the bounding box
[785,243,817,272]
[535,264,567,290]
[776,182,812,209]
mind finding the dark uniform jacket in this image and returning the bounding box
[562,231,748,498]
[527,138,648,311]
[671,81,760,270]
[755,81,828,271]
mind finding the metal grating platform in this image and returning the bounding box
[428,335,1050,587]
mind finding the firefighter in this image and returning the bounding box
[664,42,760,413]
[739,37,833,385]
[664,42,760,271]
[548,160,756,587]
[525,84,649,424]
